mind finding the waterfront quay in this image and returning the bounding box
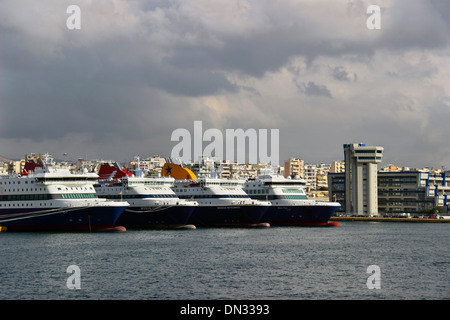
[330,216,450,223]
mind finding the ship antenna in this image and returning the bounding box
[134,156,143,178]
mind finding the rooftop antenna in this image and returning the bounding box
[135,156,143,178]
[63,153,68,168]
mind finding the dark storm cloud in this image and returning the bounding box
[380,0,450,50]
[429,0,450,26]
[0,0,449,166]
[144,62,239,97]
[330,66,357,82]
[303,81,333,98]
[157,0,450,84]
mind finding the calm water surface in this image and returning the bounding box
[1,221,449,300]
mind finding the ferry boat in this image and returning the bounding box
[244,174,340,227]
[94,161,197,229]
[163,163,271,227]
[0,154,129,232]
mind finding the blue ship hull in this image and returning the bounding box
[0,206,127,232]
[263,204,340,226]
[187,205,270,227]
[116,205,196,229]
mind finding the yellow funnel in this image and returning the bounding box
[162,163,197,180]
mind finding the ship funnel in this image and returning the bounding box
[162,163,197,180]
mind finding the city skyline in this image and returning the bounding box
[1,1,449,169]
[1,151,447,175]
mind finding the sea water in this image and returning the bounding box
[0,222,449,300]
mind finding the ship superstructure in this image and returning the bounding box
[94,160,197,229]
[0,154,128,231]
[164,163,271,227]
[244,174,340,226]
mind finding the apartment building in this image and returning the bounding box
[330,160,345,173]
[284,157,304,179]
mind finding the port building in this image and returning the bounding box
[343,143,384,216]
[329,170,450,216]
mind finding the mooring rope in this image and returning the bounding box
[0,206,90,223]
[124,205,177,213]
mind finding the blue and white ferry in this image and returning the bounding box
[0,154,128,232]
[244,174,340,226]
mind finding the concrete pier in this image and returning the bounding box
[330,216,450,223]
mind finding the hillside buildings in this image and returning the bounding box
[283,158,331,198]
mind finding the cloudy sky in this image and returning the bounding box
[1,0,449,168]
